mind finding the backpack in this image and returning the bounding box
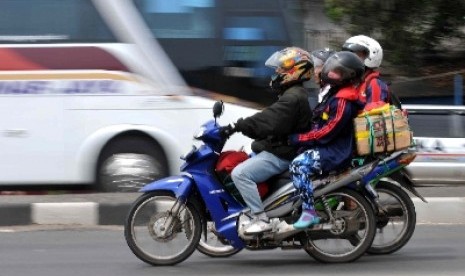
[361,71,402,109]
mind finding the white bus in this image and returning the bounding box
[0,0,272,191]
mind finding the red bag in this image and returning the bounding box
[215,151,248,173]
[215,151,269,198]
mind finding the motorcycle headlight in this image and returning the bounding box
[194,126,207,140]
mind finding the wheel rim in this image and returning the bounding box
[100,153,163,191]
[130,196,196,260]
[371,188,409,249]
[307,192,371,258]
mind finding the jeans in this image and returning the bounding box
[290,149,321,210]
[231,151,290,214]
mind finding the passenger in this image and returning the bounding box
[219,47,314,234]
[310,48,336,103]
[288,52,365,229]
[342,35,391,109]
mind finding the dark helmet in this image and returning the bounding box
[265,47,313,93]
[311,48,336,67]
[321,51,365,87]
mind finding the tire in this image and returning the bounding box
[97,136,168,192]
[303,188,376,263]
[124,191,202,266]
[367,180,416,255]
[196,221,242,258]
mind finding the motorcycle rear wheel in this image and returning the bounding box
[303,188,376,263]
[368,180,416,254]
[124,191,202,266]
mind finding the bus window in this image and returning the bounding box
[0,0,115,43]
[135,0,216,39]
[133,0,304,106]
[224,16,287,41]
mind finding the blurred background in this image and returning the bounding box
[0,0,464,193]
[137,0,465,106]
[126,0,465,106]
[1,0,464,106]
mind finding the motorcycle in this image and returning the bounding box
[198,153,424,257]
[124,101,382,265]
[197,138,426,257]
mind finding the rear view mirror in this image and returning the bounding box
[213,101,224,118]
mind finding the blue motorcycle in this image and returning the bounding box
[125,101,388,265]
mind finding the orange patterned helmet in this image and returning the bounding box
[265,47,313,93]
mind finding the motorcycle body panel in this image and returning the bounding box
[140,175,194,200]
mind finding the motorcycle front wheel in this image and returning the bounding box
[303,188,376,263]
[124,191,202,266]
[368,180,416,254]
[196,221,242,257]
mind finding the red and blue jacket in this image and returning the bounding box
[289,85,362,173]
[358,70,390,104]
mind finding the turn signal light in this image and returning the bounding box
[399,153,416,165]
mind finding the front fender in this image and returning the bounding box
[139,174,194,200]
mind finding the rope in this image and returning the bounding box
[365,114,376,156]
[389,107,397,151]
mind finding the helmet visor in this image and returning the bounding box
[265,47,311,70]
[321,56,357,84]
[311,49,335,67]
[265,49,295,70]
[342,42,369,56]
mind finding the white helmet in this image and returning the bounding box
[342,35,383,68]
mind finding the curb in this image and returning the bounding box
[0,202,132,226]
[1,196,465,226]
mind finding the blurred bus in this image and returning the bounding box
[134,0,305,105]
[0,0,287,191]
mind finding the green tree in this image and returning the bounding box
[324,0,465,71]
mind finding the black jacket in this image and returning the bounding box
[235,85,313,160]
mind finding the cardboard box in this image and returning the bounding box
[354,108,413,156]
[355,130,413,156]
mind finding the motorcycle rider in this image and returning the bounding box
[219,47,314,234]
[342,35,391,108]
[288,51,365,229]
[310,48,336,103]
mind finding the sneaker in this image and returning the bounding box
[244,218,273,234]
[293,209,320,229]
[238,213,253,229]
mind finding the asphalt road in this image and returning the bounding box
[1,225,465,276]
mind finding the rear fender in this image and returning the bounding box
[139,174,194,200]
[382,169,428,203]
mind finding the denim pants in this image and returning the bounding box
[290,149,321,210]
[231,151,290,214]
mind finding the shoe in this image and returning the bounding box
[293,209,320,229]
[238,213,253,229]
[244,218,273,234]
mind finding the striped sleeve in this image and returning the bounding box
[296,97,349,144]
